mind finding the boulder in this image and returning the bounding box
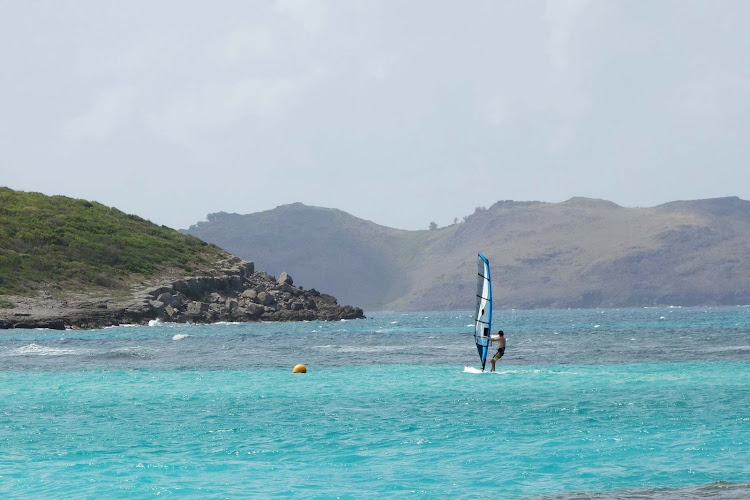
[207,292,223,303]
[149,300,165,315]
[150,286,172,298]
[208,303,224,316]
[172,280,188,295]
[227,276,243,290]
[157,292,176,307]
[185,278,205,299]
[244,303,265,316]
[186,301,209,316]
[239,298,255,309]
[278,272,293,285]
[241,261,255,277]
[172,292,186,308]
[264,310,281,320]
[257,291,274,306]
[241,289,257,300]
[164,304,176,319]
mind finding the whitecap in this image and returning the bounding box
[463,366,484,374]
[172,334,190,341]
[148,319,163,327]
[11,343,82,356]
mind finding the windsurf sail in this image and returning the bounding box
[474,253,492,371]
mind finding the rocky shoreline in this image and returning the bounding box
[0,260,365,330]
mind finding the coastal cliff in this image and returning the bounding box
[0,188,364,329]
[0,257,363,330]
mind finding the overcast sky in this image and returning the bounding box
[1,1,749,230]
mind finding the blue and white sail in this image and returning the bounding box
[474,253,492,371]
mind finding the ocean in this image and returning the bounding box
[1,307,749,498]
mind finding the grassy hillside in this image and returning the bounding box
[185,197,750,310]
[0,187,228,296]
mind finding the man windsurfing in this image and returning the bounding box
[489,330,505,372]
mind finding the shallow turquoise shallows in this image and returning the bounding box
[1,307,749,499]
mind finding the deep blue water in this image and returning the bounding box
[1,307,749,498]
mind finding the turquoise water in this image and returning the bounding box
[1,307,749,498]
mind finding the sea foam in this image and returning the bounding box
[11,343,82,356]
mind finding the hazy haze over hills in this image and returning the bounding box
[185,203,421,309]
[185,196,750,311]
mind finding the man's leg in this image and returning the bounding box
[490,358,495,371]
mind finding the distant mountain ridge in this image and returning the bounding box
[184,197,750,311]
[185,203,418,310]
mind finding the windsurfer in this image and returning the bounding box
[489,330,505,372]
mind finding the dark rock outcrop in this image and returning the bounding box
[141,265,364,324]
[0,260,364,330]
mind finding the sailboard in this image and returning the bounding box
[474,253,492,371]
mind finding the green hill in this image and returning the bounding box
[0,187,229,297]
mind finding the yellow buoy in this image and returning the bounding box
[292,364,307,373]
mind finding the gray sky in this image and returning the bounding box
[1,0,749,230]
